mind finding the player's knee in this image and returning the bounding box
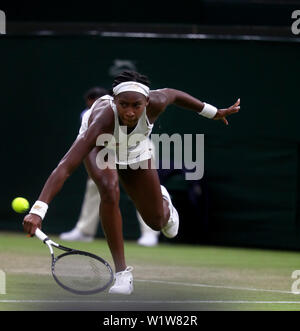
[98,179,120,205]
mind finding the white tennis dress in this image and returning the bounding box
[79,95,154,165]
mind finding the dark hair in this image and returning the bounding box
[84,87,109,101]
[112,70,151,89]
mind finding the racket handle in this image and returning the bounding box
[35,228,48,242]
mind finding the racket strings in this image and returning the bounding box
[53,253,112,292]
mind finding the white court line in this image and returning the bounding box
[135,279,293,295]
[1,300,300,304]
[0,279,296,304]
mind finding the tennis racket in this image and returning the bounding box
[35,228,114,295]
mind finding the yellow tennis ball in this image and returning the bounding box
[11,197,30,213]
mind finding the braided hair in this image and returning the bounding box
[112,70,151,90]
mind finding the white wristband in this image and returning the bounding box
[199,103,218,119]
[29,200,48,220]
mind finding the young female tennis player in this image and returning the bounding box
[23,71,240,295]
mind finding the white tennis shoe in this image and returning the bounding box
[160,185,179,238]
[109,266,134,295]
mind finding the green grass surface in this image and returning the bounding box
[1,231,300,311]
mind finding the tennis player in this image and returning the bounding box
[60,87,160,246]
[23,70,240,295]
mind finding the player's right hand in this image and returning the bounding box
[23,214,42,237]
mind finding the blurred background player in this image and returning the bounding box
[60,87,160,246]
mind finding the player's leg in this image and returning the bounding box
[136,139,160,246]
[117,159,179,238]
[84,147,126,273]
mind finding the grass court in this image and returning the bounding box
[1,231,300,311]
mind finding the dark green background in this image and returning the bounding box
[1,36,299,249]
[1,0,297,26]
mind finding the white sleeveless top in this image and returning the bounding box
[79,95,154,165]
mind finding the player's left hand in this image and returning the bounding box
[214,98,240,125]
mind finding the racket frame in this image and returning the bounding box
[35,228,114,295]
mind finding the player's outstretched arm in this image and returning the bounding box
[156,88,240,125]
[23,117,107,236]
